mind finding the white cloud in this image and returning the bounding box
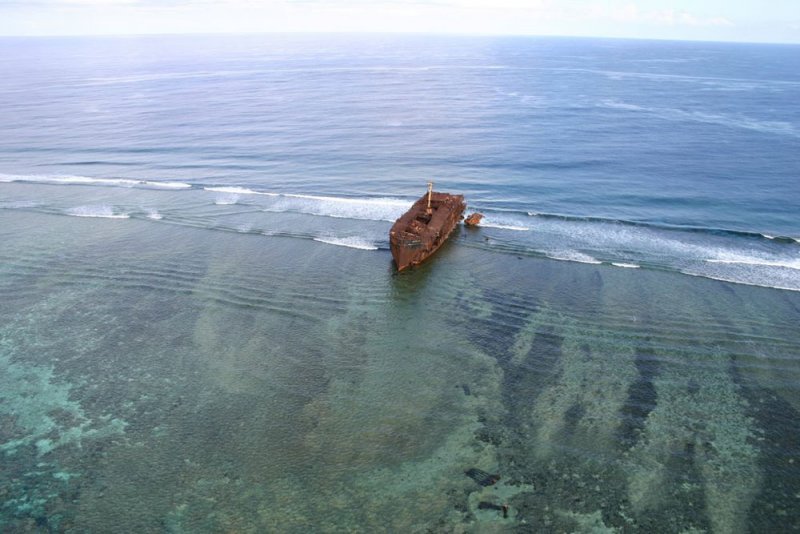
[612,3,641,23]
[647,8,736,27]
[437,0,550,8]
[709,16,734,27]
[576,3,733,28]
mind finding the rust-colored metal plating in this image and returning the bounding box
[464,212,484,226]
[390,189,465,271]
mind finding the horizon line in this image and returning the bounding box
[0,30,798,46]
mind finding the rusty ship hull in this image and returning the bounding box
[390,191,466,271]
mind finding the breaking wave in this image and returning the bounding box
[4,172,787,248]
[545,250,603,265]
[265,194,410,222]
[480,215,530,231]
[67,206,130,219]
[481,223,530,231]
[313,236,379,250]
[764,234,800,244]
[0,173,191,190]
[3,174,798,292]
[203,188,409,220]
[510,208,799,245]
[706,256,800,271]
[204,186,278,196]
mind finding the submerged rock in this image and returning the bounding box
[464,213,484,227]
[465,468,501,487]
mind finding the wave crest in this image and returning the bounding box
[1,173,190,190]
[545,250,602,265]
[313,236,379,250]
[67,205,129,219]
[204,186,278,196]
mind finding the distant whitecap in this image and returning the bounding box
[67,205,129,219]
[214,194,240,205]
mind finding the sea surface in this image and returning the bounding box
[0,34,799,532]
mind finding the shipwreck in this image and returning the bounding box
[390,182,466,272]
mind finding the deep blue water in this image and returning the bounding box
[1,34,799,532]
[1,34,798,291]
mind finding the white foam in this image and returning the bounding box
[67,206,129,219]
[0,173,191,190]
[204,186,277,196]
[612,262,640,269]
[145,209,163,220]
[482,222,530,231]
[313,236,379,251]
[267,194,410,222]
[706,257,800,271]
[143,181,191,190]
[681,249,800,292]
[284,193,406,205]
[479,213,531,231]
[545,250,603,265]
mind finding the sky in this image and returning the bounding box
[0,0,798,43]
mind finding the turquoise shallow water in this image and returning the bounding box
[1,34,800,532]
[1,199,799,531]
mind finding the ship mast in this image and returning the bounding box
[426,181,433,214]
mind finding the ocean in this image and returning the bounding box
[0,34,798,532]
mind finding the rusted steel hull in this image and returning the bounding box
[389,191,466,271]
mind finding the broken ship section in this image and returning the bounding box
[389,189,466,272]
